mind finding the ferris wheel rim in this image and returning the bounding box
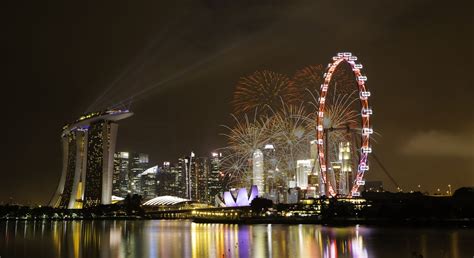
[316,52,372,198]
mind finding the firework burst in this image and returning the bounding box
[232,70,302,115]
[219,112,272,187]
[267,102,313,180]
[293,64,324,102]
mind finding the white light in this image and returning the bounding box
[317,125,323,131]
[349,56,358,61]
[319,152,324,158]
[360,91,371,99]
[362,128,373,135]
[319,97,325,104]
[211,152,219,157]
[362,107,373,116]
[337,53,344,57]
[264,144,274,150]
[321,165,326,171]
[332,56,339,61]
[360,164,369,171]
[354,64,363,69]
[321,84,328,92]
[343,52,352,57]
[317,139,324,145]
[361,146,372,154]
[358,75,368,81]
[356,180,365,186]
[318,111,324,117]
[352,192,361,197]
[323,73,327,78]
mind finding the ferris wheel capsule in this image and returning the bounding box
[356,180,366,186]
[361,146,372,154]
[362,128,373,135]
[348,56,358,61]
[318,97,325,104]
[358,75,367,81]
[359,164,369,171]
[352,192,361,197]
[360,91,371,99]
[343,52,352,57]
[337,53,344,57]
[362,108,373,116]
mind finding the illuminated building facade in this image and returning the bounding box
[138,165,158,200]
[129,153,149,195]
[219,185,258,207]
[154,153,224,205]
[156,162,179,197]
[50,109,133,208]
[208,152,223,204]
[262,144,277,198]
[338,142,352,196]
[113,152,130,197]
[112,152,149,197]
[252,149,264,195]
[296,159,313,189]
[191,156,209,203]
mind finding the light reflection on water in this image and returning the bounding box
[0,220,473,258]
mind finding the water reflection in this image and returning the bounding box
[0,220,472,258]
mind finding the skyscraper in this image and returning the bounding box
[208,152,223,204]
[113,152,131,197]
[112,151,149,197]
[192,156,209,203]
[138,165,158,200]
[129,153,149,195]
[156,162,178,196]
[338,142,352,196]
[50,109,133,208]
[252,149,264,195]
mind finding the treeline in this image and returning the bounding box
[248,187,474,223]
[0,194,144,220]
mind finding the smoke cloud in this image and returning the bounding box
[401,130,474,158]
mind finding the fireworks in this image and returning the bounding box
[293,65,324,103]
[219,113,272,188]
[232,70,302,115]
[222,61,368,192]
[267,103,313,179]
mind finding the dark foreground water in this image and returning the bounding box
[0,220,473,258]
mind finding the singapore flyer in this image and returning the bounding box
[316,52,373,198]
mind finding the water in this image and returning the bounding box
[0,220,473,258]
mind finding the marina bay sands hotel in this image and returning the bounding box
[49,109,133,208]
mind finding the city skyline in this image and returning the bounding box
[2,1,473,204]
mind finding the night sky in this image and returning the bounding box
[2,0,473,204]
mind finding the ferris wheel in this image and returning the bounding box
[316,52,373,198]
